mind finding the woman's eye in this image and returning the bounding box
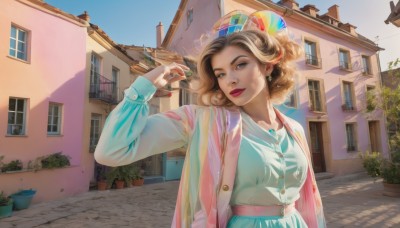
[216,73,225,78]
[236,62,247,70]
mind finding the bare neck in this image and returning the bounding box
[241,93,282,130]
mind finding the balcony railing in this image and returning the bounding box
[89,71,119,104]
[305,54,322,68]
[361,67,371,75]
[339,61,352,71]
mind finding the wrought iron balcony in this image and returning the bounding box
[305,54,322,68]
[89,71,119,104]
[339,61,352,71]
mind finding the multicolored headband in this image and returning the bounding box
[212,10,287,38]
[192,10,287,63]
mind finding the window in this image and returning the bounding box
[345,123,357,151]
[308,80,323,112]
[90,53,101,85]
[342,81,355,111]
[90,114,101,152]
[48,103,62,135]
[8,98,27,135]
[112,67,119,100]
[366,85,376,111]
[339,49,351,70]
[187,8,193,28]
[304,40,320,67]
[362,55,371,75]
[284,90,297,108]
[9,25,28,61]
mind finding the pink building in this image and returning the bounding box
[0,0,89,202]
[162,0,389,175]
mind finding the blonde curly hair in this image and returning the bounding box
[195,30,303,106]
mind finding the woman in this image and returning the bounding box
[95,10,326,228]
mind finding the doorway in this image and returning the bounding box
[368,121,381,152]
[309,122,326,173]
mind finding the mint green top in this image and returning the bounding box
[227,110,309,227]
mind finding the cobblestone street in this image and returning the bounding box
[1,173,399,227]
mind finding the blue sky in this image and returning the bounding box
[46,0,399,70]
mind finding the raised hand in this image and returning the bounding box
[143,62,190,89]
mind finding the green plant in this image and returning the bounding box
[1,159,23,173]
[40,152,70,169]
[132,166,144,180]
[381,159,400,184]
[106,164,135,187]
[0,192,12,206]
[360,151,382,177]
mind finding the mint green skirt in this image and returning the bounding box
[227,210,308,228]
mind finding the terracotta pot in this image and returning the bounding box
[383,182,400,197]
[115,180,125,189]
[97,181,107,191]
[132,178,144,186]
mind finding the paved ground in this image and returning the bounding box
[1,173,399,228]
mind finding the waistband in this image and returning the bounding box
[231,203,295,217]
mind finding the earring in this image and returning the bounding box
[267,75,272,82]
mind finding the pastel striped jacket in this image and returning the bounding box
[94,76,326,228]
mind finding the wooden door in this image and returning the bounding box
[369,121,380,152]
[309,122,326,173]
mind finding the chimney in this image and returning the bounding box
[327,5,340,21]
[78,11,90,23]
[300,4,319,17]
[156,22,164,48]
[280,0,299,10]
[339,23,357,36]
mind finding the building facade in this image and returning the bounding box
[0,0,88,202]
[162,0,389,175]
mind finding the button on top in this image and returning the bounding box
[278,153,284,158]
[281,189,286,194]
[222,185,229,191]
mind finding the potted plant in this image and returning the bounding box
[1,159,23,173]
[106,165,134,189]
[96,164,108,191]
[40,152,70,169]
[361,150,400,197]
[132,166,145,186]
[10,189,36,210]
[0,191,13,218]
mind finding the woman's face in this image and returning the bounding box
[211,45,272,107]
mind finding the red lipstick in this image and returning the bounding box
[229,88,245,97]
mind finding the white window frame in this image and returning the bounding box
[90,114,102,152]
[345,123,358,152]
[8,97,27,135]
[47,103,62,135]
[9,25,28,61]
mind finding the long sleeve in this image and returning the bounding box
[94,76,193,167]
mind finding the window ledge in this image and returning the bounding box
[0,165,78,175]
[305,62,322,69]
[7,55,30,64]
[308,109,327,114]
[47,134,64,137]
[339,67,353,72]
[5,134,28,137]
